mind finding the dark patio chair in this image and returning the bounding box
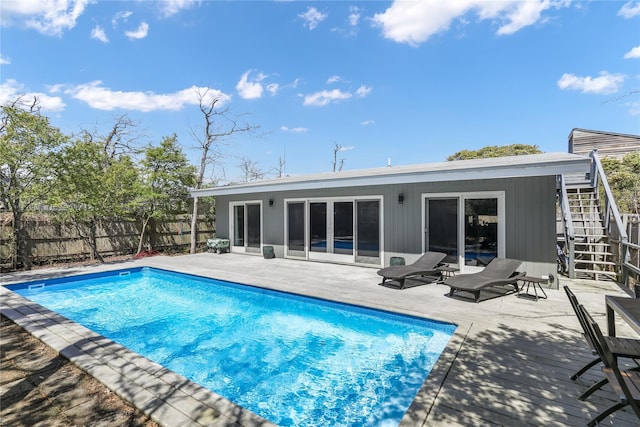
[444,257,524,302]
[579,305,640,426]
[564,286,640,384]
[377,251,446,289]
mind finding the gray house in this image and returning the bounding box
[191,153,591,286]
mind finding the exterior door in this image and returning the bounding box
[286,201,306,257]
[355,200,380,264]
[308,201,354,263]
[230,202,262,253]
[286,198,381,265]
[425,198,459,265]
[424,192,504,272]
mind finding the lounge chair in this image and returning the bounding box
[579,305,640,426]
[564,286,640,384]
[377,251,446,289]
[444,257,524,302]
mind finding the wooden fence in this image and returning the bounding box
[0,214,215,270]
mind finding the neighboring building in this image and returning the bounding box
[192,153,591,285]
[569,128,640,159]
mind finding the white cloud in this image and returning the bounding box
[91,25,108,42]
[303,89,352,106]
[355,85,372,97]
[125,22,149,39]
[337,145,354,152]
[64,81,230,112]
[349,6,361,26]
[493,1,555,36]
[0,54,10,64]
[327,75,347,84]
[372,0,570,46]
[627,100,640,117]
[624,46,640,59]
[299,7,327,30]
[280,126,308,133]
[361,119,375,126]
[266,83,279,95]
[236,70,268,99]
[618,1,640,18]
[161,0,200,18]
[0,0,91,36]
[112,10,132,27]
[0,79,65,112]
[557,71,625,95]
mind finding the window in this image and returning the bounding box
[423,192,504,271]
[230,201,262,253]
[285,197,382,265]
[287,202,305,253]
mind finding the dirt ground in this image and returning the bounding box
[1,315,159,427]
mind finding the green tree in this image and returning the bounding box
[447,144,542,161]
[601,152,640,214]
[135,134,196,253]
[0,98,67,269]
[51,137,140,262]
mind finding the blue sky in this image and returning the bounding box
[1,1,639,184]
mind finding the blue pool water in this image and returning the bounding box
[9,267,456,426]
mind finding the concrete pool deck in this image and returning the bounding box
[1,253,639,426]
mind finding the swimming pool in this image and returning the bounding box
[8,267,456,426]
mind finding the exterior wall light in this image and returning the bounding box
[398,193,404,204]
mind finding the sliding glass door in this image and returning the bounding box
[356,200,380,262]
[308,201,353,262]
[425,198,458,264]
[464,198,498,266]
[285,197,381,265]
[230,201,262,253]
[287,202,306,257]
[424,192,504,271]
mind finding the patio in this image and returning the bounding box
[1,253,639,426]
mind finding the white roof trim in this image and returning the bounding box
[191,152,591,197]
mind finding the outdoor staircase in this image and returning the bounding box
[562,187,617,281]
[559,150,635,289]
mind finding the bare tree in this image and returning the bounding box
[78,114,142,163]
[238,156,266,182]
[332,143,345,172]
[276,156,286,178]
[190,88,258,253]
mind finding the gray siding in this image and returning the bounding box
[569,129,640,159]
[212,175,557,283]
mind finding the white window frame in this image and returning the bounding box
[229,200,263,254]
[421,191,505,273]
[283,195,384,266]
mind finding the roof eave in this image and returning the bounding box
[190,157,591,198]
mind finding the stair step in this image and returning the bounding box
[573,270,618,281]
[574,266,617,273]
[574,260,617,267]
[575,250,614,255]
[574,268,617,274]
[575,251,613,256]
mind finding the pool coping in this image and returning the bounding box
[0,285,277,427]
[1,264,466,427]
